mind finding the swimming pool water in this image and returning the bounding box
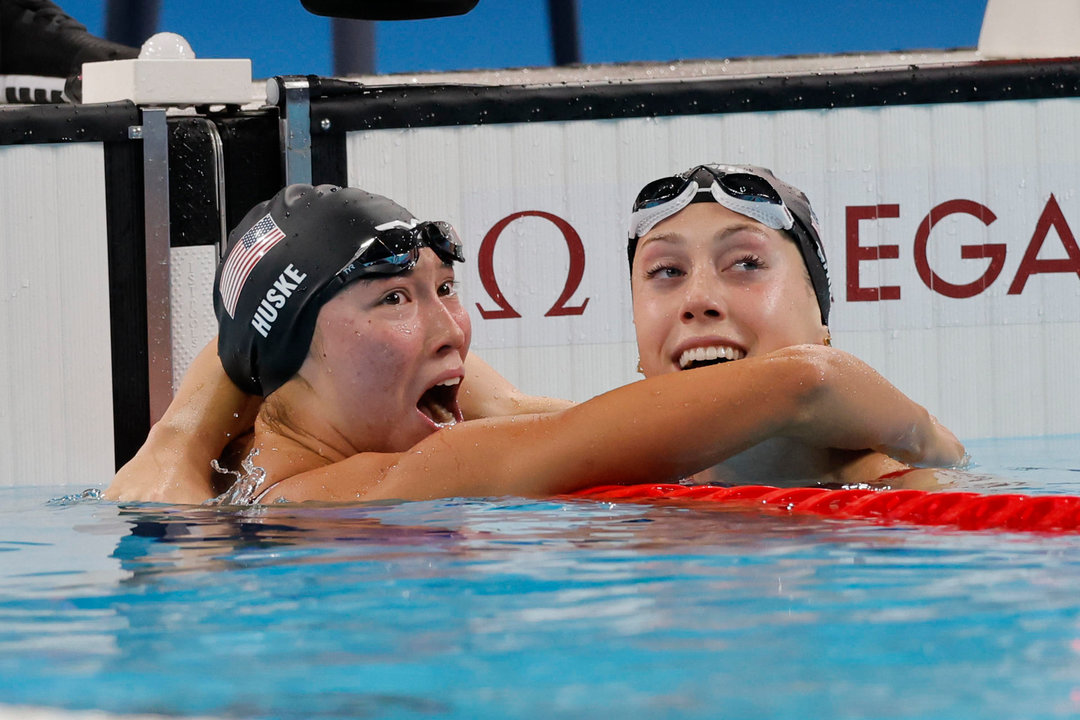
[2,435,1080,719]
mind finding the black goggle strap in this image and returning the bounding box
[790,213,832,323]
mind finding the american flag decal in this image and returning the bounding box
[218,214,286,318]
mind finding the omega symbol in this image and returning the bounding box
[475,210,591,319]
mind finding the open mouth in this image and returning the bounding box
[678,345,746,370]
[417,377,463,428]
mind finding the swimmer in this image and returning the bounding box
[106,184,962,503]
[626,163,944,488]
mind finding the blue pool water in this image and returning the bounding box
[2,435,1080,719]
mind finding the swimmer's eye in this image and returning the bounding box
[437,280,459,297]
[731,254,765,271]
[379,290,405,306]
[644,264,684,280]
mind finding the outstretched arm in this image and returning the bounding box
[105,339,258,503]
[264,345,964,503]
[107,341,573,503]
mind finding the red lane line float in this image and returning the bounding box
[565,484,1080,533]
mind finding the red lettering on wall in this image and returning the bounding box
[475,211,590,320]
[846,204,901,301]
[474,211,522,319]
[914,199,1003,299]
[1007,194,1080,294]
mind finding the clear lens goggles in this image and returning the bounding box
[628,164,795,239]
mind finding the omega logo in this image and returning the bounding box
[475,210,590,319]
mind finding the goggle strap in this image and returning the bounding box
[627,180,699,240]
[708,181,795,231]
[333,236,379,276]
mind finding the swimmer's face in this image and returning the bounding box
[299,248,471,452]
[631,202,827,377]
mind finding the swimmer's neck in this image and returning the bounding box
[251,383,364,478]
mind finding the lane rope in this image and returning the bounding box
[566,484,1080,533]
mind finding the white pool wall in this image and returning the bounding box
[337,98,1080,441]
[8,61,1080,489]
[0,143,115,487]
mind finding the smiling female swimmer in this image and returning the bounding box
[105,183,962,504]
[624,163,956,489]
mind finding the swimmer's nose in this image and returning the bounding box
[427,297,469,356]
[680,272,727,322]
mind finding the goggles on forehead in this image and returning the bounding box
[332,220,465,285]
[628,164,796,240]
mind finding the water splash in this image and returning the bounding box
[208,448,269,505]
[48,488,105,505]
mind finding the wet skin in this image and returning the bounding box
[631,202,828,377]
[105,199,963,503]
[264,249,471,463]
[630,202,916,487]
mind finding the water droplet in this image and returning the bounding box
[208,448,269,505]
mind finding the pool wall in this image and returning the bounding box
[342,97,1080,441]
[3,52,1080,486]
[0,140,118,487]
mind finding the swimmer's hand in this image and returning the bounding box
[781,345,966,469]
[105,339,259,504]
[107,422,222,504]
[897,414,967,470]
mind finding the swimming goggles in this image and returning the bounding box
[333,220,465,283]
[628,164,796,240]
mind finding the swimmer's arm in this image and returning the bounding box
[261,345,964,502]
[104,341,556,502]
[459,353,574,419]
[105,339,259,503]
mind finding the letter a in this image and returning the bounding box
[1008,194,1080,294]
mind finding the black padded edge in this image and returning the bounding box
[214,110,284,234]
[103,140,149,469]
[0,101,139,145]
[167,109,286,248]
[168,117,221,248]
[312,130,347,187]
[309,58,1080,132]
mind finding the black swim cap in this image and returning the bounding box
[627,164,832,325]
[214,184,420,396]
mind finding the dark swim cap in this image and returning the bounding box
[214,184,420,396]
[627,164,831,325]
